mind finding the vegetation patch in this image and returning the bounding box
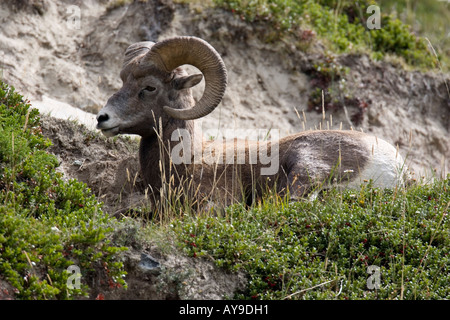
[0,81,128,299]
[213,0,442,70]
[172,180,450,299]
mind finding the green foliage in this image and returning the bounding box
[213,0,440,69]
[0,81,128,299]
[378,0,449,66]
[173,179,450,299]
[369,15,435,68]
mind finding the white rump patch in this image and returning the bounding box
[345,136,407,189]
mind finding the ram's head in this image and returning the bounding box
[96,37,227,138]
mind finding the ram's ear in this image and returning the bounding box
[172,74,203,90]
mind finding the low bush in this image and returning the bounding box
[0,81,127,299]
[173,179,450,299]
[214,0,440,69]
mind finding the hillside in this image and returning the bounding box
[0,0,449,300]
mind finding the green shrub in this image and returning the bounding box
[213,0,440,69]
[173,179,450,299]
[370,15,436,68]
[0,81,128,299]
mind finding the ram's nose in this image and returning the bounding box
[96,111,110,129]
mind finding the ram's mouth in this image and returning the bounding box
[100,126,120,138]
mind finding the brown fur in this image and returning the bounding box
[96,38,397,210]
[137,126,369,206]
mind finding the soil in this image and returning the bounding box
[1,0,449,299]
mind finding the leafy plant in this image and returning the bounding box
[173,178,450,299]
[0,81,128,299]
[213,0,441,70]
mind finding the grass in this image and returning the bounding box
[0,81,128,299]
[169,178,450,299]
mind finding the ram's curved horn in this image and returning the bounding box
[142,36,227,120]
[123,41,155,69]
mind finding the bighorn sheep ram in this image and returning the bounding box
[96,36,408,206]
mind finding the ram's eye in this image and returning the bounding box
[143,86,156,92]
[139,86,156,99]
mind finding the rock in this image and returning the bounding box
[138,253,161,275]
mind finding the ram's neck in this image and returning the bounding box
[139,119,196,191]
